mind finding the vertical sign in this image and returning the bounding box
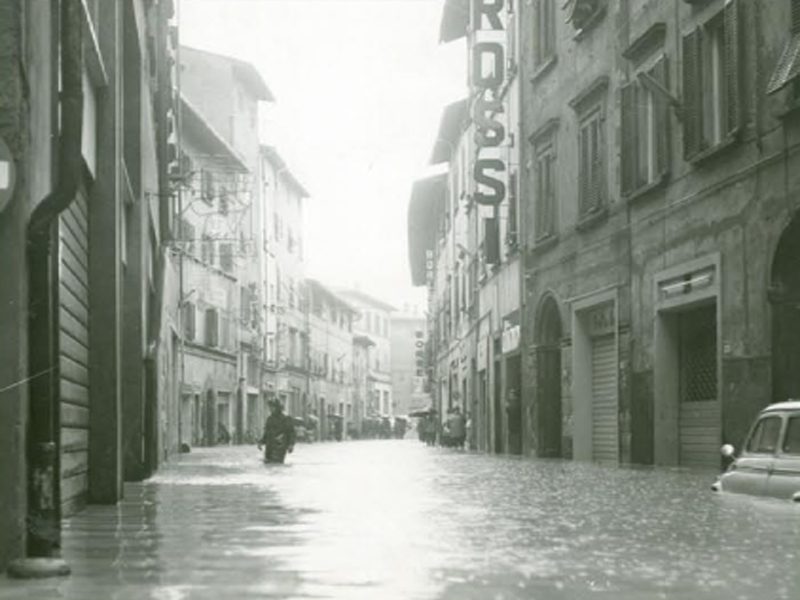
[471,0,508,207]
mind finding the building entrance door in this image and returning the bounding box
[678,304,720,468]
[506,355,522,455]
[494,358,503,453]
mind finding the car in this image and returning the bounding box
[712,401,800,502]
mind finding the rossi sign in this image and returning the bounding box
[471,0,508,207]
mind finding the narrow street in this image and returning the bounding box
[1,441,797,600]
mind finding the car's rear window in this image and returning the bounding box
[782,416,800,455]
[747,416,782,454]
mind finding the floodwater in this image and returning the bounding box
[2,440,798,599]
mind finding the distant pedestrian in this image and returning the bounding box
[258,399,296,463]
[447,407,466,449]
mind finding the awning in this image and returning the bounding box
[439,0,469,43]
[429,98,469,165]
[767,34,800,95]
[407,173,447,287]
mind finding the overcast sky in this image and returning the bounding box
[179,0,466,311]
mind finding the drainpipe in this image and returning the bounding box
[10,0,83,578]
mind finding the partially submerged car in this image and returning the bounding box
[712,401,800,502]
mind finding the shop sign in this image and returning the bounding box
[587,302,615,337]
[425,249,435,294]
[470,0,508,207]
[501,322,520,354]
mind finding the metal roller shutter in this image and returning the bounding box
[59,191,90,516]
[591,335,618,463]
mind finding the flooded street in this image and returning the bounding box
[3,441,799,600]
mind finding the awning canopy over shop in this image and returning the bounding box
[407,173,447,287]
[439,0,469,43]
[429,98,469,165]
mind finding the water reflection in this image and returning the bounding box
[1,441,798,599]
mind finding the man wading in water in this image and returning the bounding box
[258,399,296,463]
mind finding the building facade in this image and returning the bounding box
[259,145,310,423]
[0,0,177,569]
[173,95,250,448]
[306,280,359,439]
[337,289,396,418]
[178,46,274,443]
[413,0,800,468]
[410,0,521,453]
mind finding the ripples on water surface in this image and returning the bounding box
[2,441,798,599]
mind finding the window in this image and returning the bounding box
[577,107,605,216]
[783,416,800,454]
[621,55,670,195]
[201,234,215,265]
[568,0,606,36]
[205,308,219,347]
[219,243,234,273]
[218,188,229,216]
[534,0,556,67]
[180,217,196,257]
[241,286,251,324]
[533,135,557,239]
[507,171,519,251]
[682,1,741,159]
[747,416,783,454]
[766,1,800,96]
[183,302,196,341]
[201,169,215,204]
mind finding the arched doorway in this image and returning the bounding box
[770,213,800,403]
[536,295,563,457]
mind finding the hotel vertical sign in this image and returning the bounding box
[471,0,508,207]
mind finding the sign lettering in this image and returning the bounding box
[470,0,508,207]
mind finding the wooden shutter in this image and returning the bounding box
[723,0,741,137]
[620,81,638,196]
[220,243,233,273]
[652,55,670,179]
[579,122,590,212]
[793,0,800,35]
[682,28,702,159]
[507,170,518,247]
[206,308,219,347]
[184,302,196,341]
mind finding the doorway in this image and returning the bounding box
[493,357,503,453]
[770,213,800,403]
[536,296,563,457]
[506,354,522,455]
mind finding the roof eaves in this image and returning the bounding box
[180,94,249,172]
[260,145,310,198]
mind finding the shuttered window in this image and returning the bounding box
[507,171,519,251]
[534,138,556,239]
[219,242,234,273]
[205,308,219,347]
[180,217,196,257]
[183,301,196,341]
[201,169,215,204]
[621,55,670,196]
[534,0,556,67]
[578,107,605,216]
[682,0,741,160]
